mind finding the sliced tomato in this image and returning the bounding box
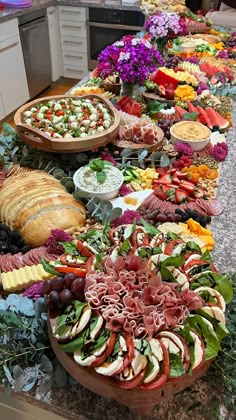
[56,110,65,116]
[116,334,134,375]
[114,367,147,389]
[183,251,199,261]
[59,254,86,267]
[130,228,150,247]
[140,373,167,390]
[76,240,94,258]
[184,259,218,273]
[85,255,96,272]
[54,266,86,277]
[164,239,184,256]
[90,332,116,367]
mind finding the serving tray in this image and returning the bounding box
[48,317,213,416]
[14,95,120,153]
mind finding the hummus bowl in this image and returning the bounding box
[170,121,211,151]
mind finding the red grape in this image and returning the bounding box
[71,277,85,296]
[64,272,77,288]
[42,280,52,296]
[48,290,59,306]
[51,276,64,290]
[60,289,73,304]
[156,214,168,223]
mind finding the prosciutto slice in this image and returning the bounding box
[85,255,204,338]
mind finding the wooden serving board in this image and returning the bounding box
[48,317,213,416]
[14,95,120,154]
[142,92,177,106]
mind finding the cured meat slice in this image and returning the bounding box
[13,253,25,270]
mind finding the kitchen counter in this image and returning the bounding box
[0,0,142,23]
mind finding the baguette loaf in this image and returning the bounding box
[0,170,86,247]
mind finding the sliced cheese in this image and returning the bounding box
[1,263,53,291]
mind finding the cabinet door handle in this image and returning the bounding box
[65,55,83,59]
[62,25,82,30]
[0,41,18,54]
[64,40,82,46]
[66,68,84,73]
[61,10,81,15]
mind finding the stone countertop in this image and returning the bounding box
[0,0,142,23]
[2,104,235,420]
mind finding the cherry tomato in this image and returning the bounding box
[56,110,65,117]
[164,239,184,256]
[54,266,86,277]
[90,332,116,367]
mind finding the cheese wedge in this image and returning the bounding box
[0,264,53,291]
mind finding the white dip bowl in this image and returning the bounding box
[73,164,124,200]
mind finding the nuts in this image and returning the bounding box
[193,156,219,169]
[197,178,218,199]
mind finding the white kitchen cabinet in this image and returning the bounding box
[47,6,63,82]
[0,19,29,118]
[0,92,5,120]
[58,6,88,79]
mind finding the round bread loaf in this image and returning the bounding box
[0,170,86,247]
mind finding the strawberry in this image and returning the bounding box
[175,171,188,179]
[175,188,189,204]
[156,167,167,176]
[172,175,181,185]
[153,186,168,200]
[179,180,195,194]
[194,187,206,199]
[158,173,173,185]
[167,168,177,174]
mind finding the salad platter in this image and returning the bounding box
[14,95,120,153]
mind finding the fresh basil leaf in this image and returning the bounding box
[141,218,160,237]
[53,323,71,337]
[160,266,176,282]
[118,239,131,256]
[96,171,106,184]
[58,334,85,353]
[160,255,185,268]
[201,249,213,263]
[165,232,182,241]
[169,353,185,378]
[58,241,79,256]
[174,325,195,375]
[211,273,233,304]
[145,357,155,379]
[185,314,220,360]
[81,329,111,359]
[41,257,58,275]
[95,253,104,270]
[184,241,202,254]
[195,309,229,341]
[89,158,104,172]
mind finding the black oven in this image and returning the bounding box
[87,8,145,70]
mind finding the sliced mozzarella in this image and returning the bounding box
[158,332,185,359]
[148,338,163,361]
[172,243,185,256]
[119,335,127,353]
[24,110,32,117]
[54,103,62,111]
[189,330,205,370]
[37,112,44,121]
[184,254,202,265]
[148,254,161,271]
[131,350,148,376]
[95,357,124,376]
[194,286,226,311]
[71,306,92,335]
[40,105,48,112]
[188,314,215,331]
[201,306,226,325]
[143,355,160,384]
[173,268,188,287]
[90,316,104,340]
[74,352,96,366]
[93,342,107,357]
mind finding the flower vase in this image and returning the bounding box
[155,38,168,60]
[120,83,143,103]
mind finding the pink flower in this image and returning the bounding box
[119,184,132,196]
[112,210,141,227]
[174,142,193,157]
[210,142,228,161]
[46,229,72,255]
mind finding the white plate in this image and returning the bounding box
[110,189,153,212]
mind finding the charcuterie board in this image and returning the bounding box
[48,317,213,416]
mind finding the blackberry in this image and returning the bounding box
[21,245,31,254]
[175,209,184,215]
[8,244,19,254]
[9,230,22,244]
[0,223,10,233]
[16,238,25,248]
[0,230,7,241]
[0,241,9,253]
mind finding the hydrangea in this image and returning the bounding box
[174,142,193,157]
[112,209,141,227]
[97,35,163,84]
[23,282,43,300]
[210,142,228,161]
[144,12,187,40]
[46,229,72,255]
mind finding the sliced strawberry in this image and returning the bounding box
[194,186,206,199]
[172,175,181,185]
[175,171,189,180]
[158,174,173,185]
[154,190,168,200]
[179,180,195,194]
[175,188,189,204]
[156,167,167,176]
[167,168,177,175]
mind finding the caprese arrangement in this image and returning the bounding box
[43,221,232,390]
[22,97,114,139]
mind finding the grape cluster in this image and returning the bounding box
[225,36,236,48]
[157,118,171,140]
[0,223,31,254]
[164,55,180,69]
[139,207,211,227]
[42,273,85,310]
[175,208,211,227]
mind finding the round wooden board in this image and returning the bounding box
[14,94,120,153]
[114,125,164,152]
[48,317,213,416]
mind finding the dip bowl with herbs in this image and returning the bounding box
[73,158,124,200]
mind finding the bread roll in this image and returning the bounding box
[0,170,86,247]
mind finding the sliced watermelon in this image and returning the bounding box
[186,101,201,123]
[195,106,213,129]
[116,96,132,111]
[130,101,142,117]
[205,107,229,130]
[123,103,132,114]
[153,69,179,89]
[175,105,187,120]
